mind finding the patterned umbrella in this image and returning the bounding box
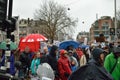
[21,34,48,42]
[19,34,48,52]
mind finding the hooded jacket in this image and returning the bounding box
[69,59,113,80]
[92,48,104,61]
[46,45,59,78]
[58,50,72,80]
[69,48,113,80]
[104,52,120,80]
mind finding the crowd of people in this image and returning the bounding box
[0,41,120,80]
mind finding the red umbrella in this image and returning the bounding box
[19,34,48,52]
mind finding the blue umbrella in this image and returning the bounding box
[79,45,89,49]
[59,40,79,50]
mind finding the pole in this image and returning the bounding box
[8,0,13,20]
[96,13,98,20]
[114,0,117,41]
[7,0,13,39]
[0,0,14,74]
[17,16,20,44]
[6,0,13,73]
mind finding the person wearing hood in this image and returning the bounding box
[69,48,113,80]
[108,42,114,53]
[58,49,72,80]
[104,46,120,80]
[91,48,105,66]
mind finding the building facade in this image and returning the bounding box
[77,31,89,44]
[19,19,29,38]
[18,18,70,42]
[90,16,114,42]
[19,18,46,38]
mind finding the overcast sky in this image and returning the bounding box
[13,0,120,38]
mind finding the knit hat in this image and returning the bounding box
[92,48,104,60]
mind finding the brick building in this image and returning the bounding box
[90,16,114,42]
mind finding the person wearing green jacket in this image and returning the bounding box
[30,52,41,75]
[104,47,120,80]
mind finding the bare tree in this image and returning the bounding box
[117,10,120,20]
[34,0,77,43]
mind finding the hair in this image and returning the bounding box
[49,45,58,57]
[33,51,40,59]
[83,48,89,62]
[118,45,120,47]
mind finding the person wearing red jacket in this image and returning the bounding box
[58,49,72,80]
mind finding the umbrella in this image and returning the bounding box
[0,41,18,50]
[79,45,89,49]
[18,34,48,52]
[37,63,55,80]
[21,34,48,42]
[59,40,79,50]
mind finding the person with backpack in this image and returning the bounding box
[69,48,113,80]
[104,46,120,80]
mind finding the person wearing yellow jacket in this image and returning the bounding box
[104,47,120,80]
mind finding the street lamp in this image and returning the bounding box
[114,0,118,41]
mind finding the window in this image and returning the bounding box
[24,20,27,24]
[94,31,99,35]
[102,22,109,26]
[19,21,21,24]
[102,26,109,30]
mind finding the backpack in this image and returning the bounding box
[68,64,89,80]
